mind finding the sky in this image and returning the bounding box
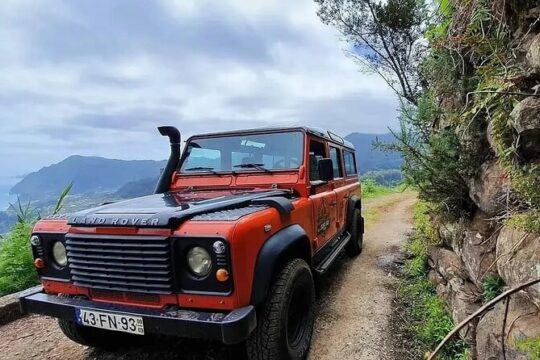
[0,0,398,191]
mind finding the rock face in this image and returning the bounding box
[429,247,469,281]
[468,160,511,216]
[510,97,540,160]
[438,219,467,258]
[476,293,540,360]
[525,33,540,71]
[462,210,498,287]
[496,226,540,308]
[421,3,540,359]
[446,278,481,344]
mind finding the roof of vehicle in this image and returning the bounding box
[189,126,355,150]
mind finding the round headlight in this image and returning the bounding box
[187,246,212,277]
[52,241,67,267]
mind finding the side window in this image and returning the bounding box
[329,146,343,178]
[344,151,357,176]
[309,140,326,181]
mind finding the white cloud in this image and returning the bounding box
[0,0,398,183]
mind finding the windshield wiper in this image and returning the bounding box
[184,166,218,174]
[232,163,272,173]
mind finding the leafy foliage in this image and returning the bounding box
[0,184,72,296]
[315,0,429,104]
[0,222,37,296]
[481,275,505,302]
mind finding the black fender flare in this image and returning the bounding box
[346,195,364,234]
[250,224,311,306]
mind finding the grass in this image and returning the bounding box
[395,201,469,359]
[515,337,540,360]
[361,178,404,199]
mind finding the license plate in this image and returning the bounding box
[75,308,145,335]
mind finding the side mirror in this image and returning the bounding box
[318,158,334,182]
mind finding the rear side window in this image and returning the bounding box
[344,151,357,176]
[329,147,343,178]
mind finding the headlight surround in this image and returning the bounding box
[186,246,212,277]
[52,241,68,268]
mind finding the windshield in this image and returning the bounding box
[180,131,304,173]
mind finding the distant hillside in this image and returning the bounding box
[344,132,402,173]
[10,155,166,199]
[114,177,159,198]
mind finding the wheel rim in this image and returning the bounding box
[286,280,311,348]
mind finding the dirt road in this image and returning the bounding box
[0,192,416,360]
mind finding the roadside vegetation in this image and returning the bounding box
[0,185,71,296]
[395,201,469,360]
[361,177,405,199]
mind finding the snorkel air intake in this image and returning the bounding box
[154,126,181,194]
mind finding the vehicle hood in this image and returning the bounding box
[67,189,288,228]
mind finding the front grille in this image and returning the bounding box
[65,235,173,294]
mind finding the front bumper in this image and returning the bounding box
[19,288,256,344]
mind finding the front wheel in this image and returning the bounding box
[247,258,315,360]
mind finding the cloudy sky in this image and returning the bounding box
[0,0,398,189]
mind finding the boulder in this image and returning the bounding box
[510,97,540,160]
[496,226,540,308]
[476,293,540,360]
[525,33,540,72]
[428,269,446,288]
[468,160,511,216]
[429,247,469,282]
[462,210,498,287]
[438,219,467,258]
[446,277,481,344]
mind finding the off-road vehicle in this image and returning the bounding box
[20,126,364,359]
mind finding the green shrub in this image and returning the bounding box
[0,222,38,296]
[482,275,504,302]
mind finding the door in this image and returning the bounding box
[329,146,347,231]
[308,139,338,249]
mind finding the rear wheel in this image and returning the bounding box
[247,258,315,360]
[58,318,142,349]
[345,208,363,257]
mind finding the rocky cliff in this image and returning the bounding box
[423,2,540,359]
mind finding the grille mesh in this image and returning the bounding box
[66,235,173,294]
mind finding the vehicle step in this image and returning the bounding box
[314,232,352,274]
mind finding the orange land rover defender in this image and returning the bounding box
[20,126,364,360]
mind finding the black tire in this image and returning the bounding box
[345,208,363,257]
[247,258,315,360]
[58,318,141,349]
